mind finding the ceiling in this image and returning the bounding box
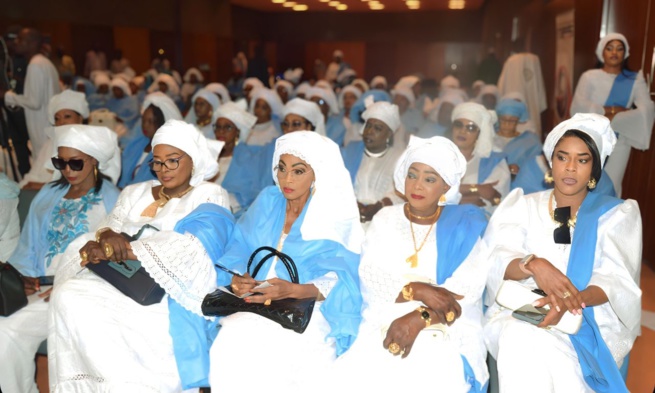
[230,0,485,13]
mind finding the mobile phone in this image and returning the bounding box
[38,275,55,286]
[512,304,548,325]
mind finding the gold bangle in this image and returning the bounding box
[402,284,414,301]
[416,306,431,328]
[469,185,478,194]
[95,227,111,242]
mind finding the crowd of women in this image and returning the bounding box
[0,32,649,393]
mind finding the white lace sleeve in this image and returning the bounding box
[131,231,216,318]
[308,271,338,298]
[100,183,147,232]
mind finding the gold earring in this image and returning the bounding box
[438,194,447,206]
[587,178,597,189]
[94,165,98,181]
[544,169,553,184]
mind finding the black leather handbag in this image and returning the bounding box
[0,262,28,316]
[201,246,315,334]
[87,225,165,306]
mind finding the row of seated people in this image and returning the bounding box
[0,105,640,392]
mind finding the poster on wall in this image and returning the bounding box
[554,10,575,123]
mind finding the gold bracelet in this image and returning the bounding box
[95,227,111,243]
[469,184,478,194]
[402,284,414,301]
[416,306,431,328]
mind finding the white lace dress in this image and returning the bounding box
[48,181,229,393]
[332,204,490,392]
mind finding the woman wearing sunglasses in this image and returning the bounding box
[0,124,120,393]
[451,102,510,216]
[48,120,234,392]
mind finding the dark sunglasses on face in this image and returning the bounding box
[51,157,86,171]
[452,120,480,133]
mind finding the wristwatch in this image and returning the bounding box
[416,307,431,328]
[518,254,536,276]
[402,284,414,301]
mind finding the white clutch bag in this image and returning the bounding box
[495,280,582,335]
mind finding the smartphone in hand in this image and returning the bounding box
[38,276,55,286]
[512,304,548,325]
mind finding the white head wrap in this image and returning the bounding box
[184,88,221,124]
[351,78,368,92]
[440,75,460,90]
[361,101,401,134]
[249,87,284,118]
[148,74,180,96]
[543,113,617,169]
[283,68,304,85]
[391,86,416,107]
[315,80,332,90]
[306,86,339,115]
[370,76,388,89]
[151,119,220,186]
[396,76,420,90]
[205,83,231,104]
[338,85,362,110]
[283,98,326,136]
[295,82,311,97]
[596,33,630,63]
[272,131,363,253]
[110,77,132,97]
[142,92,183,121]
[426,90,465,122]
[48,90,89,125]
[183,67,204,83]
[275,80,295,98]
[451,102,494,158]
[338,69,358,85]
[243,78,264,91]
[92,72,111,88]
[476,84,500,106]
[46,124,121,184]
[212,101,257,142]
[393,136,466,205]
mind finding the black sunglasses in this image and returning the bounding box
[51,157,86,171]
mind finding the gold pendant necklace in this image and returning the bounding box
[548,191,577,228]
[405,204,442,268]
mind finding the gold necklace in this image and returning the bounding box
[405,203,442,268]
[548,191,577,228]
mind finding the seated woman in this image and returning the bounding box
[274,79,294,104]
[148,73,184,111]
[49,120,233,392]
[281,97,326,136]
[106,77,140,131]
[209,131,364,391]
[0,124,120,393]
[204,83,231,105]
[342,101,405,223]
[392,85,425,135]
[476,84,500,110]
[343,89,392,146]
[452,102,510,216]
[20,90,90,191]
[334,136,489,392]
[118,92,182,188]
[502,91,538,134]
[483,113,640,392]
[338,84,361,135]
[417,89,465,139]
[246,87,284,146]
[184,88,221,140]
[493,98,542,177]
[87,72,111,111]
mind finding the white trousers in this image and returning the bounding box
[0,293,49,393]
[604,137,631,197]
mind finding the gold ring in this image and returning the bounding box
[493,197,501,205]
[562,291,571,299]
[80,251,88,262]
[264,298,272,306]
[104,243,114,258]
[388,342,401,355]
[446,311,455,323]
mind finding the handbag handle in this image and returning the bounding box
[247,246,299,284]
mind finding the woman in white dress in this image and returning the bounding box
[570,33,655,196]
[208,131,364,392]
[453,102,510,216]
[184,88,221,140]
[246,87,283,146]
[333,136,490,392]
[483,113,641,393]
[49,120,233,392]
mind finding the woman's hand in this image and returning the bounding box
[245,278,318,303]
[509,164,520,176]
[230,273,258,297]
[528,258,584,314]
[97,230,132,262]
[21,276,40,295]
[411,283,463,326]
[476,181,500,202]
[533,295,569,328]
[38,287,53,302]
[78,241,106,266]
[358,201,383,222]
[383,311,424,358]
